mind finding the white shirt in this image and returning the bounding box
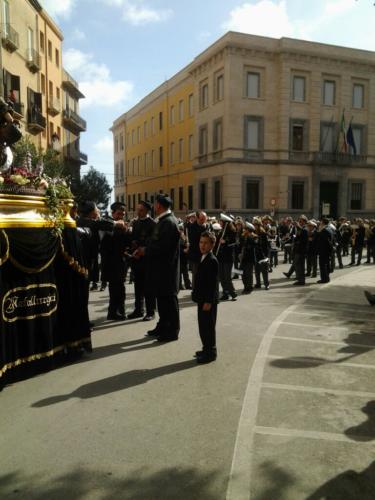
[201,253,209,262]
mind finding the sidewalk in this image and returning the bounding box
[0,262,374,499]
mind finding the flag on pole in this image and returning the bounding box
[340,112,347,152]
[347,121,357,156]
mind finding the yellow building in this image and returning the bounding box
[113,32,375,219]
[0,0,86,184]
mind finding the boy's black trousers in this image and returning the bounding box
[197,303,217,352]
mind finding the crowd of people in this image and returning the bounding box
[71,197,375,364]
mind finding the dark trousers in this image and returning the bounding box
[242,262,254,290]
[255,262,269,287]
[319,254,330,283]
[198,302,217,352]
[133,265,155,316]
[189,261,199,288]
[351,246,363,265]
[306,253,317,276]
[180,258,191,288]
[219,262,235,296]
[270,249,278,268]
[335,245,343,268]
[108,279,125,315]
[156,295,180,337]
[294,254,305,284]
[283,245,292,263]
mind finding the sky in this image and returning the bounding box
[39,0,375,190]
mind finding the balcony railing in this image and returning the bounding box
[62,69,85,99]
[63,108,87,132]
[312,151,368,165]
[12,101,24,118]
[2,24,19,52]
[48,96,60,116]
[79,151,88,164]
[27,109,46,134]
[26,48,41,73]
[64,141,87,165]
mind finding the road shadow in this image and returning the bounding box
[255,461,295,500]
[32,359,197,407]
[345,401,375,442]
[305,460,375,500]
[0,466,222,500]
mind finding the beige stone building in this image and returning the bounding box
[0,0,86,185]
[113,32,375,219]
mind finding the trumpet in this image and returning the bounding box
[215,213,235,255]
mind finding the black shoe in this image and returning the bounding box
[254,284,261,289]
[242,288,252,295]
[156,335,179,343]
[265,285,270,290]
[317,280,329,284]
[197,352,217,364]
[146,327,160,336]
[127,311,143,319]
[311,274,317,278]
[339,265,344,269]
[293,281,305,286]
[283,272,290,279]
[220,295,229,301]
[185,284,192,290]
[356,263,361,266]
[107,313,125,321]
[90,283,98,291]
[179,284,186,290]
[365,291,375,306]
[231,293,237,301]
[143,314,155,321]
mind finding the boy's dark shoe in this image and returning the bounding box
[143,314,155,321]
[107,313,125,321]
[231,293,237,301]
[127,310,143,319]
[196,350,217,364]
[220,294,229,301]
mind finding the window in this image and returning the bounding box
[56,87,60,100]
[143,121,147,139]
[41,73,46,94]
[291,181,305,209]
[199,182,207,209]
[132,158,135,175]
[48,40,52,60]
[27,87,43,114]
[213,118,223,155]
[320,122,336,153]
[323,80,335,106]
[49,80,53,97]
[353,84,364,109]
[178,138,184,162]
[159,111,163,130]
[292,76,306,102]
[27,27,34,51]
[132,129,135,145]
[151,116,155,135]
[246,72,260,98]
[290,120,308,151]
[120,133,124,150]
[188,134,194,161]
[3,0,9,27]
[170,188,175,207]
[137,126,140,144]
[213,179,221,209]
[40,31,45,52]
[178,100,184,121]
[244,178,260,209]
[151,149,155,170]
[170,142,175,165]
[244,116,263,156]
[188,185,193,210]
[200,82,208,109]
[215,74,224,101]
[120,161,124,180]
[137,156,141,175]
[115,136,118,153]
[144,152,148,172]
[170,105,175,125]
[352,126,364,155]
[127,160,130,176]
[128,195,131,210]
[199,125,208,160]
[133,194,136,211]
[179,187,184,210]
[115,162,119,182]
[350,181,363,210]
[188,94,194,117]
[55,48,59,67]
[159,146,163,167]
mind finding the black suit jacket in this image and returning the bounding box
[145,212,180,296]
[192,252,219,304]
[316,227,333,256]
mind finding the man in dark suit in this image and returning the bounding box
[192,231,219,363]
[127,201,156,321]
[134,194,180,342]
[316,217,333,284]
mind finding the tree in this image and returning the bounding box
[75,166,112,210]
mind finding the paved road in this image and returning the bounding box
[1,258,374,500]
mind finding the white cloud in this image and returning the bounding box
[63,48,134,109]
[94,136,113,153]
[71,28,86,41]
[39,0,76,19]
[223,0,293,39]
[101,0,173,26]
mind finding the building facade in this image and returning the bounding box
[112,32,375,219]
[0,0,86,184]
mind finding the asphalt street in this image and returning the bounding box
[1,256,375,500]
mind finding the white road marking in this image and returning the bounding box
[281,321,349,330]
[261,382,375,399]
[273,335,375,349]
[267,354,375,370]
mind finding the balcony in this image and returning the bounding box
[63,108,87,133]
[12,101,24,120]
[2,24,19,52]
[27,109,46,134]
[48,96,60,116]
[313,151,368,166]
[62,69,85,99]
[26,48,41,73]
[63,141,87,165]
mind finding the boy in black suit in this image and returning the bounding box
[192,231,219,364]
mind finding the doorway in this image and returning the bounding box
[319,182,339,219]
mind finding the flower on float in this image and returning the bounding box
[0,176,4,184]
[39,179,49,189]
[10,174,30,185]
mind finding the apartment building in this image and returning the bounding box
[113,32,375,219]
[0,0,86,184]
